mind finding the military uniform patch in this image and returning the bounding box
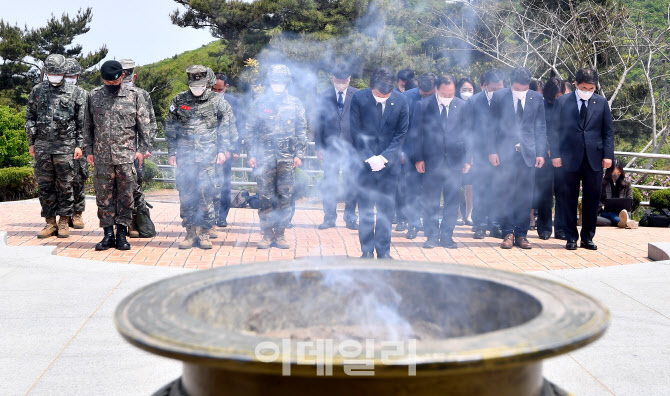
[169,104,175,112]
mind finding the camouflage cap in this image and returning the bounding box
[45,54,67,75]
[119,59,135,70]
[268,64,291,83]
[64,58,82,76]
[205,67,217,88]
[186,65,208,86]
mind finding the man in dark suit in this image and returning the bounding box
[489,67,546,249]
[548,68,614,250]
[350,67,409,259]
[410,75,471,249]
[401,73,437,239]
[395,68,415,93]
[466,69,505,240]
[212,73,245,228]
[315,63,359,230]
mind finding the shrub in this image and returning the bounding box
[0,167,38,201]
[0,105,31,168]
[143,159,160,183]
[649,188,670,210]
[632,187,642,211]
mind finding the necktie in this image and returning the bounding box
[337,92,344,116]
[376,102,383,128]
[516,98,523,123]
[440,104,448,130]
[580,99,587,126]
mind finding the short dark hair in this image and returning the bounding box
[510,67,532,86]
[576,68,598,85]
[332,63,351,79]
[397,68,414,82]
[436,74,455,89]
[457,77,475,95]
[483,69,505,85]
[529,79,545,93]
[215,72,229,83]
[543,77,564,103]
[371,67,395,94]
[417,72,437,92]
[563,81,573,93]
[404,78,418,91]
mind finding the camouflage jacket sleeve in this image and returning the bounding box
[293,99,308,159]
[135,91,152,154]
[74,88,88,150]
[244,99,259,159]
[24,86,39,146]
[143,91,158,150]
[165,97,179,157]
[217,99,238,154]
[84,91,95,157]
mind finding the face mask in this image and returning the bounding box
[437,95,453,107]
[576,89,594,101]
[189,86,206,96]
[612,172,620,180]
[271,83,286,93]
[123,81,134,88]
[47,75,63,85]
[105,84,121,94]
[64,77,77,85]
[334,83,349,92]
[512,89,528,101]
[460,91,473,100]
[373,95,389,104]
[485,90,494,101]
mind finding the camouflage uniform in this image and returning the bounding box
[85,85,152,228]
[165,66,237,233]
[246,65,308,244]
[25,55,86,226]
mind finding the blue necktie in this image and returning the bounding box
[337,91,344,116]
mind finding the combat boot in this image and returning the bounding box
[95,226,116,251]
[207,227,218,239]
[116,224,131,250]
[257,230,274,249]
[128,219,140,238]
[178,227,197,249]
[37,217,58,239]
[274,228,290,249]
[70,212,85,229]
[57,216,70,238]
[196,227,212,250]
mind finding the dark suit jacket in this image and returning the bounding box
[464,91,491,162]
[315,86,358,151]
[548,92,614,172]
[350,88,409,177]
[409,94,471,171]
[488,88,546,167]
[222,94,245,154]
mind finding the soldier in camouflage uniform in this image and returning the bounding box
[119,59,158,238]
[246,64,308,249]
[85,60,152,251]
[25,54,86,239]
[166,65,238,250]
[63,57,89,230]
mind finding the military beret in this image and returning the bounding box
[101,60,124,81]
[119,59,135,70]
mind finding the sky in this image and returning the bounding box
[4,0,218,67]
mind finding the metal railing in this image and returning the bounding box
[614,151,670,206]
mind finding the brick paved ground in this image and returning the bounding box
[2,197,667,272]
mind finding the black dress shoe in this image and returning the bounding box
[377,253,394,259]
[216,219,228,227]
[395,221,407,232]
[489,227,503,239]
[555,231,566,240]
[318,220,336,230]
[95,226,116,251]
[439,237,458,249]
[580,240,598,250]
[423,238,438,249]
[405,227,418,239]
[361,252,374,259]
[456,219,465,226]
[391,216,397,224]
[464,220,473,226]
[115,224,131,250]
[346,221,359,230]
[286,222,294,229]
[539,233,551,240]
[566,240,578,250]
[471,226,477,232]
[473,229,486,239]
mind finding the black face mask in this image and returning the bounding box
[105,84,121,94]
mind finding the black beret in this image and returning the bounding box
[101,60,124,81]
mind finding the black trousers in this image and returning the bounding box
[561,153,603,242]
[217,159,232,221]
[357,171,397,256]
[394,161,408,223]
[533,154,553,236]
[471,155,499,231]
[424,162,462,240]
[553,166,567,235]
[321,145,358,223]
[499,153,535,237]
[405,163,424,229]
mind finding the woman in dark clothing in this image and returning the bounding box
[597,159,636,228]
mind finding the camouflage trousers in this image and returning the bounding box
[72,157,89,213]
[34,152,75,218]
[93,163,137,227]
[176,161,216,229]
[256,158,294,232]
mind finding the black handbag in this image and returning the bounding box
[639,208,670,227]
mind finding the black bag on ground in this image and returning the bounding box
[136,200,157,237]
[248,194,259,209]
[231,190,250,208]
[639,208,670,227]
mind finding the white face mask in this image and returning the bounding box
[512,89,528,101]
[189,86,206,96]
[271,83,286,93]
[47,75,63,85]
[64,77,77,85]
[460,91,473,100]
[334,83,349,92]
[576,89,594,101]
[437,95,453,107]
[373,95,389,104]
[123,81,134,88]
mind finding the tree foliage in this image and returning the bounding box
[0,105,30,168]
